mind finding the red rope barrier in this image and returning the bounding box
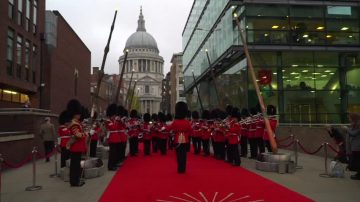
[276,135,293,143]
[278,140,294,148]
[3,154,33,169]
[298,142,324,155]
[327,144,339,154]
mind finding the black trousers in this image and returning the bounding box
[144,140,151,155]
[70,152,82,186]
[240,136,248,157]
[152,137,158,153]
[119,142,127,163]
[158,138,167,155]
[186,138,191,152]
[44,141,54,161]
[202,139,210,155]
[168,137,174,150]
[264,140,272,152]
[228,144,241,165]
[248,138,258,158]
[192,137,202,154]
[108,143,118,169]
[129,137,139,156]
[258,138,265,154]
[90,140,98,158]
[213,142,218,157]
[175,144,187,173]
[218,142,226,160]
[61,147,70,168]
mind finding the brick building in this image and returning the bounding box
[0,0,45,108]
[43,10,91,114]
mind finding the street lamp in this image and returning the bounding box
[125,68,135,107]
[191,69,204,113]
[204,49,220,108]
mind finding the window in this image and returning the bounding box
[17,0,23,26]
[8,0,15,19]
[7,29,15,76]
[0,88,29,103]
[25,40,30,81]
[145,85,150,94]
[290,6,324,18]
[16,35,23,79]
[32,0,37,34]
[32,45,37,83]
[25,0,31,31]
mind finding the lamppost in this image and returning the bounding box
[125,68,135,108]
[191,69,204,113]
[115,49,129,105]
[128,80,138,110]
[204,49,221,109]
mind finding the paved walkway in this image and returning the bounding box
[1,149,360,202]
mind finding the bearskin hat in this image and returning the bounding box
[219,110,227,120]
[166,113,173,122]
[151,113,158,121]
[225,105,233,116]
[201,110,210,120]
[158,112,166,123]
[175,101,188,120]
[130,109,138,118]
[231,107,240,119]
[58,110,71,125]
[241,108,250,118]
[210,109,219,120]
[267,105,276,116]
[143,113,151,122]
[192,111,199,120]
[106,103,117,117]
[123,109,129,117]
[116,105,124,117]
[66,99,82,118]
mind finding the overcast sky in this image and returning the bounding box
[46,0,193,75]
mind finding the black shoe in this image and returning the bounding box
[350,174,360,180]
[71,181,85,187]
[108,167,118,171]
[232,163,241,166]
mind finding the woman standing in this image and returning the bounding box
[345,113,360,180]
[66,99,87,187]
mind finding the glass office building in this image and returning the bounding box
[182,0,360,123]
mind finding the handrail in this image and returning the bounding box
[0,131,28,136]
[279,123,350,127]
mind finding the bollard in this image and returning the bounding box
[293,139,303,169]
[0,154,3,202]
[50,144,59,178]
[25,147,42,191]
[319,143,332,178]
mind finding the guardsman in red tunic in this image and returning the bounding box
[58,110,72,168]
[105,104,121,171]
[151,113,159,153]
[128,109,140,156]
[240,108,250,157]
[212,110,227,160]
[165,102,193,173]
[248,108,259,159]
[191,111,202,155]
[201,110,211,156]
[116,106,128,165]
[263,105,278,152]
[141,113,152,155]
[157,112,168,155]
[226,107,242,166]
[255,116,265,154]
[66,99,87,187]
[89,121,101,157]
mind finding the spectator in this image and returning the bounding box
[326,125,347,163]
[40,117,56,162]
[343,113,360,180]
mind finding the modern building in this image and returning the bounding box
[0,0,45,108]
[170,53,186,114]
[90,67,117,116]
[183,0,360,123]
[43,11,91,114]
[119,8,164,114]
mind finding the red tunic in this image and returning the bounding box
[255,119,265,138]
[212,122,226,142]
[157,122,168,139]
[127,118,140,138]
[58,125,70,148]
[69,119,87,153]
[227,121,242,144]
[191,120,203,138]
[141,122,152,140]
[248,120,257,139]
[106,118,122,143]
[91,126,101,141]
[166,119,192,144]
[263,118,277,140]
[201,121,212,140]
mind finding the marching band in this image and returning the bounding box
[59,99,278,186]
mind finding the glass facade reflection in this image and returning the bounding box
[183,0,360,123]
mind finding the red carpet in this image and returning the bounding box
[100,147,314,202]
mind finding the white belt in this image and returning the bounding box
[107,130,127,138]
[59,136,71,139]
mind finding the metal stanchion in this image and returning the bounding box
[293,139,303,169]
[319,143,332,178]
[50,144,59,178]
[0,154,3,202]
[25,147,42,191]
